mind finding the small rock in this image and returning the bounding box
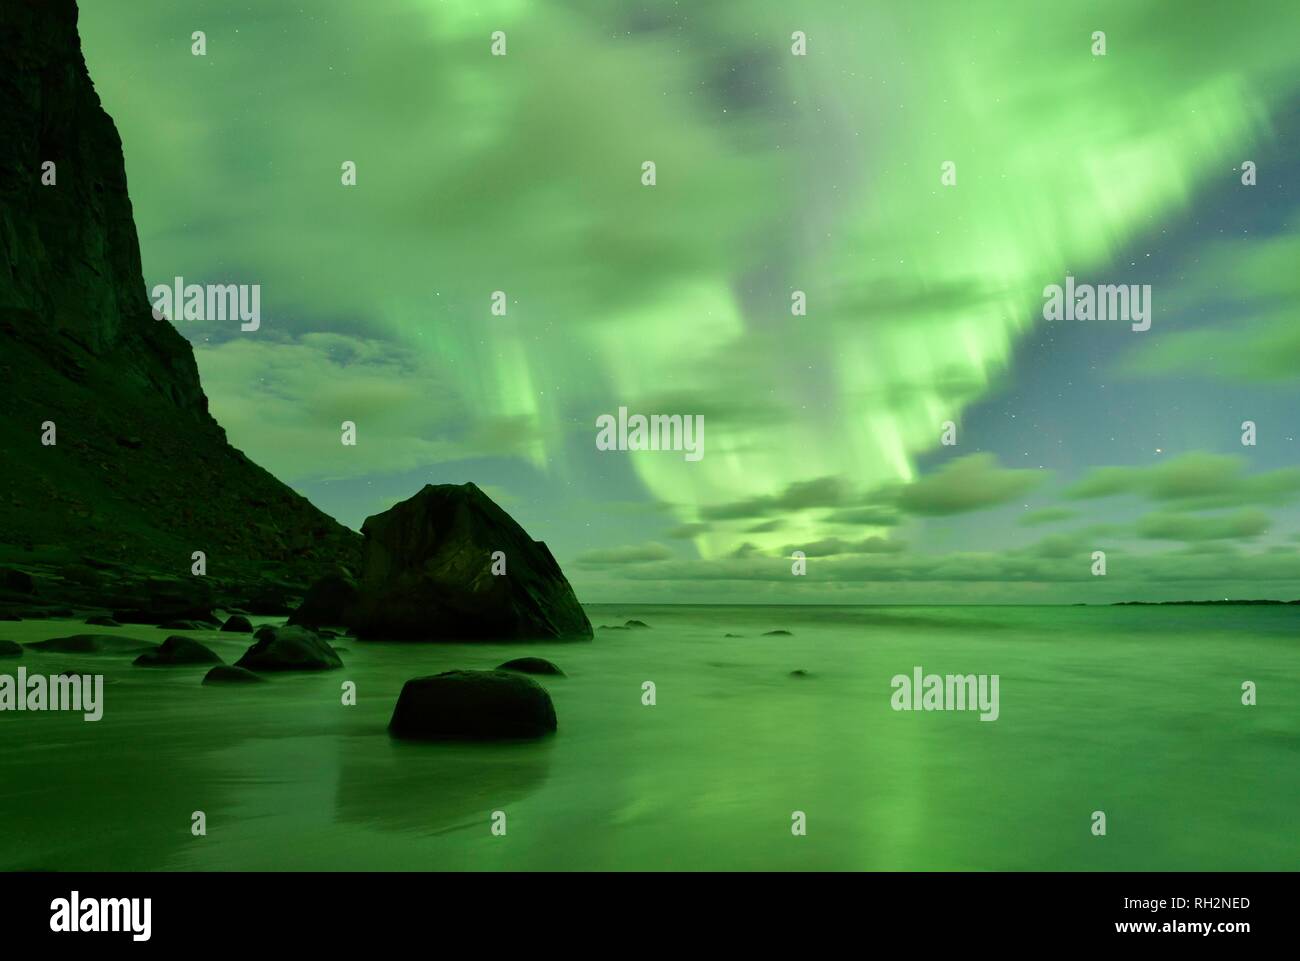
[724,633,743,638]
[202,665,265,684]
[789,669,811,678]
[235,625,342,672]
[85,615,121,627]
[0,640,22,657]
[134,635,223,666]
[389,670,557,740]
[624,620,650,629]
[220,615,253,633]
[497,656,565,677]
[763,629,793,636]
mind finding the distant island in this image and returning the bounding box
[1111,599,1300,606]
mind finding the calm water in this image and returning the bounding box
[1,605,1296,871]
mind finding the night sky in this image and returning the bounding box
[79,1,1300,603]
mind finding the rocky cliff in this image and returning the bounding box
[0,0,360,614]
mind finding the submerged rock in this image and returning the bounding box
[599,625,629,631]
[624,619,650,629]
[287,571,358,629]
[389,670,557,740]
[220,614,253,633]
[497,656,565,677]
[0,640,22,657]
[789,669,811,678]
[349,484,592,641]
[763,629,793,636]
[85,614,121,627]
[202,665,265,684]
[235,625,342,671]
[134,635,223,666]
[25,634,156,655]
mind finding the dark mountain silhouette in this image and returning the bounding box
[0,0,361,615]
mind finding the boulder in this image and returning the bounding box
[348,484,593,641]
[0,640,22,657]
[134,635,223,666]
[25,634,156,655]
[0,567,36,594]
[112,578,217,626]
[497,656,565,677]
[234,625,342,671]
[202,665,265,684]
[220,614,253,633]
[242,584,301,616]
[287,571,358,629]
[389,670,557,740]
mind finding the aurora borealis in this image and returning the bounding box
[78,0,1300,603]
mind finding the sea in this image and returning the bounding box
[1,604,1296,871]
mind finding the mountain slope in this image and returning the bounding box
[0,0,360,611]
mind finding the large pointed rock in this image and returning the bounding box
[348,483,592,641]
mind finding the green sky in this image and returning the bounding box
[80,0,1300,602]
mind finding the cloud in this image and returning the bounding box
[696,455,1043,529]
[576,542,1300,589]
[822,507,902,526]
[784,536,906,557]
[195,333,552,483]
[1066,452,1300,509]
[572,542,675,567]
[879,454,1047,516]
[1136,509,1271,542]
[699,476,850,521]
[1020,506,1078,527]
[1118,229,1300,383]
